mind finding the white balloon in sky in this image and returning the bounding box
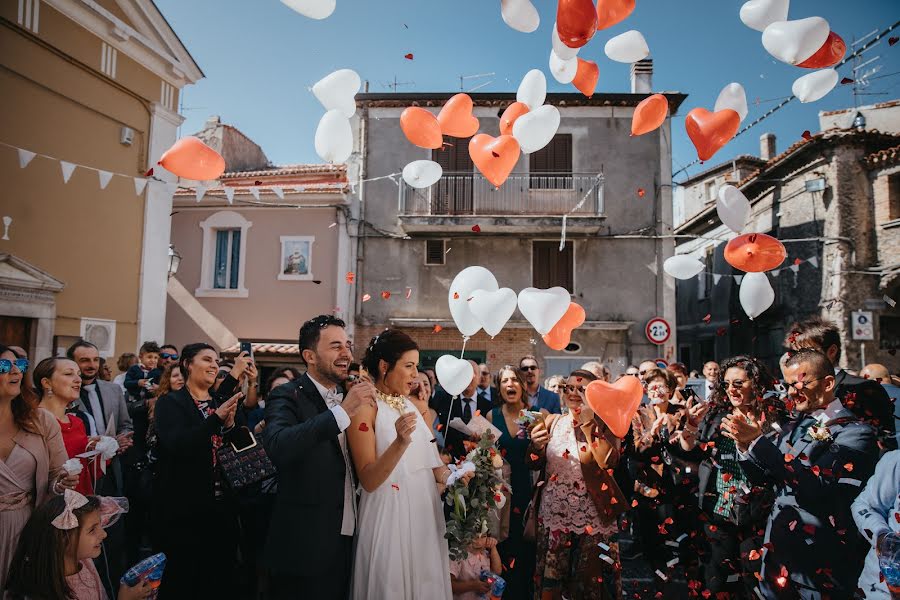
[549,50,578,84]
[762,17,830,65]
[314,110,352,164]
[714,83,749,122]
[501,0,540,33]
[512,105,560,154]
[604,30,650,64]
[792,69,838,103]
[663,255,705,280]
[717,185,752,234]
[402,160,443,189]
[312,69,360,118]
[517,69,547,109]
[552,21,580,60]
[281,0,336,20]
[739,0,789,32]
[739,272,775,320]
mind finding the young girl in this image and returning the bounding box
[450,534,502,600]
[6,489,151,600]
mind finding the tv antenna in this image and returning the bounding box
[459,72,495,92]
[850,30,885,106]
[381,75,415,92]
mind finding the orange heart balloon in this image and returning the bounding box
[437,94,480,138]
[542,302,586,351]
[797,31,845,69]
[557,0,598,49]
[724,233,786,272]
[400,107,443,149]
[469,134,520,188]
[572,59,599,98]
[631,94,669,136]
[158,137,225,181]
[585,376,643,439]
[499,102,530,136]
[596,0,635,30]
[685,108,740,162]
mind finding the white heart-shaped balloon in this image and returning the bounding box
[516,69,547,110]
[792,69,838,103]
[402,160,443,189]
[449,267,499,337]
[604,30,650,64]
[663,255,705,280]
[312,69,360,118]
[762,17,830,65]
[469,288,518,337]
[512,105,561,154]
[739,272,774,320]
[518,287,570,335]
[739,0,789,32]
[717,185,751,234]
[436,355,475,397]
[501,0,540,33]
[552,22,580,60]
[314,110,352,164]
[714,83,748,123]
[549,50,578,84]
[281,0,336,20]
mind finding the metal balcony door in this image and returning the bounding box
[432,138,474,215]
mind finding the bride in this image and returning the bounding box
[347,329,466,599]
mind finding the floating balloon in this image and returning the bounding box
[512,105,561,154]
[469,288,518,337]
[762,17,830,65]
[631,94,668,136]
[436,355,475,396]
[312,69,360,118]
[685,108,740,162]
[500,102,530,136]
[572,59,599,97]
[549,50,578,84]
[717,185,751,234]
[438,94,480,138]
[584,376,643,438]
[281,0,335,19]
[663,255,705,280]
[551,22,580,60]
[500,0,540,33]
[469,134,521,187]
[596,0,635,30]
[157,137,225,181]
[714,83,748,123]
[604,30,650,63]
[402,160,443,189]
[792,69,838,103]
[314,110,352,163]
[517,287,571,335]
[516,69,547,109]
[400,107,443,149]
[739,272,774,320]
[542,302,585,350]
[797,31,845,68]
[556,0,598,49]
[724,233,786,272]
[449,267,499,337]
[738,0,789,32]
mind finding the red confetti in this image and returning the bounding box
[362,293,372,302]
[345,272,355,284]
[894,513,900,524]
[404,53,414,60]
[391,483,400,490]
[358,423,369,432]
[840,77,854,85]
[789,520,798,531]
[811,465,821,476]
[585,525,593,534]
[631,499,639,507]
[144,168,154,177]
[381,291,391,300]
[722,473,733,483]
[610,496,618,504]
[453,292,460,300]
[436,423,443,431]
[889,37,899,46]
[529,453,539,462]
[405,288,412,300]
[702,313,711,323]
[716,327,727,337]
[748,549,761,560]
[471,224,481,233]
[709,525,717,532]
[844,462,854,472]
[801,130,812,141]
[637,188,646,197]
[432,325,443,334]
[785,453,795,462]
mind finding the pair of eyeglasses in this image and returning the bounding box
[0,358,29,374]
[563,384,586,395]
[160,353,179,360]
[723,380,747,389]
[788,376,827,392]
[520,365,538,372]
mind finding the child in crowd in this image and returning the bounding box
[6,490,151,600]
[450,534,502,600]
[124,341,162,402]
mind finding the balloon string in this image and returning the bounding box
[460,336,469,359]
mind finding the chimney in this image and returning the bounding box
[760,133,776,161]
[630,59,652,94]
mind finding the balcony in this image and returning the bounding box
[398,172,605,234]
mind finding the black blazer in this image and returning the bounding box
[263,374,348,576]
[835,369,896,450]
[434,388,492,458]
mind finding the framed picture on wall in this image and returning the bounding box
[278,236,315,281]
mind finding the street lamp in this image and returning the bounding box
[852,111,866,131]
[167,244,181,278]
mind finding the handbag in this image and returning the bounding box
[216,427,276,491]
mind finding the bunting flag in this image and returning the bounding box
[734,275,744,285]
[789,264,800,273]
[196,185,207,202]
[60,161,77,183]
[17,149,36,169]
[294,185,306,193]
[770,269,780,277]
[808,256,818,268]
[224,187,235,204]
[713,274,722,285]
[249,187,260,200]
[272,186,284,200]
[98,170,113,190]
[134,178,148,196]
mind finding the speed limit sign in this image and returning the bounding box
[645,317,671,345]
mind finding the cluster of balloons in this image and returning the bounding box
[157,136,225,182]
[313,69,361,163]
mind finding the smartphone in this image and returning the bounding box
[239,341,253,359]
[229,426,257,453]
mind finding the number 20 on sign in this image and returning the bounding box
[645,317,671,345]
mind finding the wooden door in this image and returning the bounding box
[432,138,474,214]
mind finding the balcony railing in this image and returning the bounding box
[399,172,604,217]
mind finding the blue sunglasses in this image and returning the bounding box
[0,358,29,374]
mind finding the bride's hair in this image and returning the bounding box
[362,328,418,381]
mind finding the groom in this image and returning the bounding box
[264,315,376,600]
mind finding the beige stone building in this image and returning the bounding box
[0,0,201,361]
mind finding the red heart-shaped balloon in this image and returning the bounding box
[400,107,443,149]
[585,376,643,439]
[685,108,740,162]
[499,102,530,136]
[596,0,635,30]
[796,31,845,69]
[572,58,599,98]
[438,94,480,138]
[469,134,520,188]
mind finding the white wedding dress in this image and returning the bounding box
[351,396,452,600]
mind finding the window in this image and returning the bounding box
[533,241,574,291]
[704,180,717,203]
[17,0,39,33]
[697,246,713,300]
[425,240,446,266]
[214,229,241,289]
[100,42,118,79]
[530,134,572,189]
[197,211,252,298]
[889,173,900,221]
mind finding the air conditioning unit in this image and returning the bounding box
[80,318,116,358]
[120,126,134,146]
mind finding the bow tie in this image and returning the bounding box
[324,389,344,404]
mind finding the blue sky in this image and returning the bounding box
[156,0,898,181]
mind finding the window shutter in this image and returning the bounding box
[533,241,574,291]
[425,240,445,265]
[530,134,572,189]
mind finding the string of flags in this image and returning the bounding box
[700,255,819,285]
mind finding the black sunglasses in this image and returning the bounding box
[0,358,29,374]
[563,384,586,395]
[520,365,538,371]
[160,352,179,360]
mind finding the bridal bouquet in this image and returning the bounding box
[445,431,508,561]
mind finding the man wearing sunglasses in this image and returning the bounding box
[158,344,179,369]
[518,355,560,414]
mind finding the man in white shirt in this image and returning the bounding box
[702,360,720,400]
[477,363,497,406]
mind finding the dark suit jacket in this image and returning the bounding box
[434,388,492,458]
[739,405,878,596]
[835,369,896,450]
[263,374,349,576]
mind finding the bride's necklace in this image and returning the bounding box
[376,389,407,413]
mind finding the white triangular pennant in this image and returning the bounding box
[224,187,235,204]
[789,264,800,273]
[272,186,284,200]
[807,256,818,268]
[134,178,148,196]
[250,187,260,200]
[770,269,780,277]
[646,260,658,276]
[60,161,77,183]
[98,170,113,190]
[17,149,36,169]
[713,274,722,285]
[195,185,207,202]
[294,186,306,193]
[734,274,744,285]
